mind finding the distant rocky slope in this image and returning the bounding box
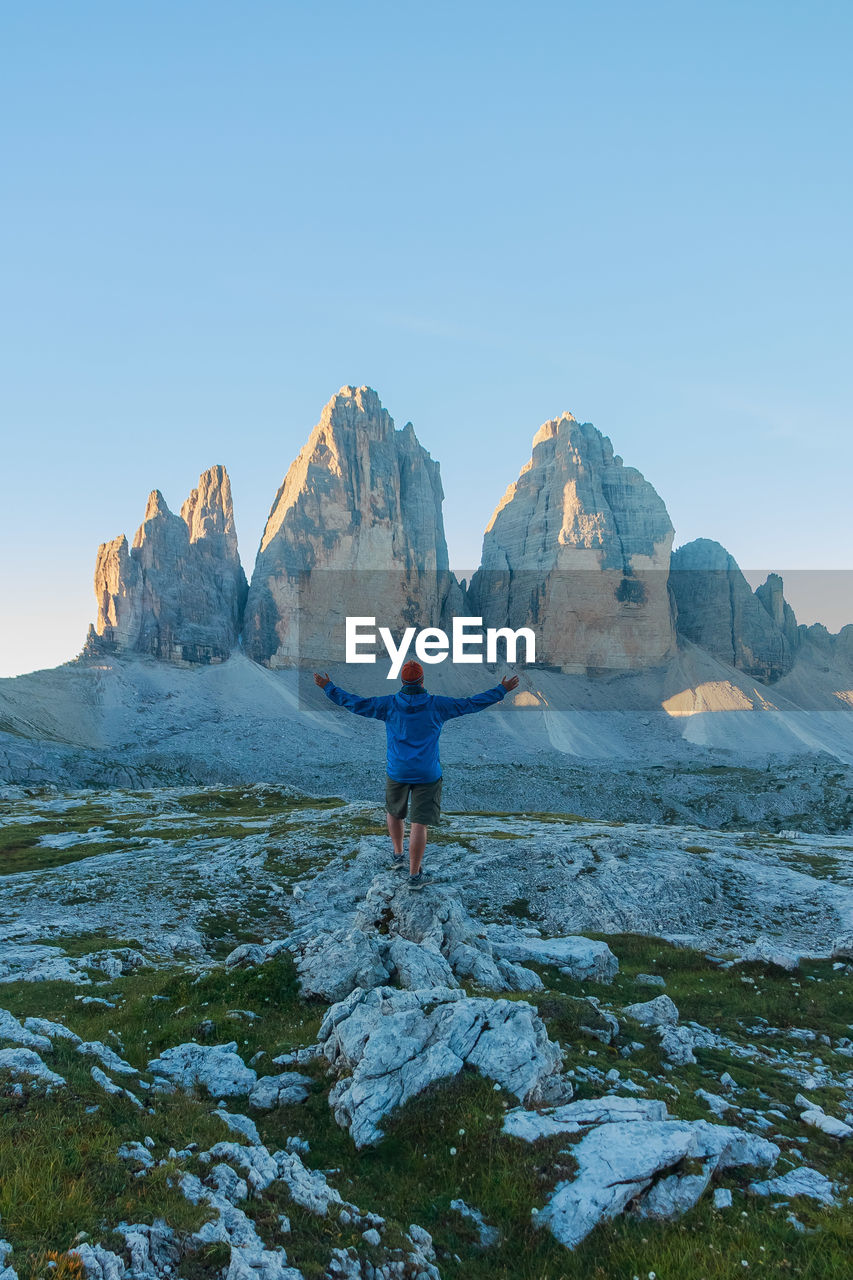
[86,465,247,664]
[468,411,677,671]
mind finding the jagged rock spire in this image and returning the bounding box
[88,466,248,665]
[243,386,459,667]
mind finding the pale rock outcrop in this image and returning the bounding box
[831,930,853,960]
[76,1039,137,1075]
[503,1095,666,1141]
[248,1071,312,1109]
[147,1040,257,1097]
[734,934,803,971]
[296,925,392,1004]
[179,1135,439,1279]
[657,1023,697,1064]
[486,928,618,983]
[86,948,149,979]
[534,1115,778,1248]
[278,876,544,1001]
[621,994,680,1027]
[797,1100,853,1139]
[90,1065,143,1108]
[748,1166,841,1204]
[449,1199,500,1247]
[0,942,92,985]
[0,1047,66,1090]
[22,1015,81,1045]
[116,1140,156,1169]
[0,1008,52,1051]
[115,1222,181,1279]
[88,465,248,664]
[145,1039,310,1108]
[243,386,461,667]
[669,539,795,682]
[69,1243,128,1280]
[317,984,568,1147]
[179,1168,299,1280]
[213,1107,263,1146]
[468,412,676,672]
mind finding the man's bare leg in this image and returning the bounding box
[387,813,405,856]
[409,822,428,875]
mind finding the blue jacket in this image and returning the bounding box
[323,680,507,783]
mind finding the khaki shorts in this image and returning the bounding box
[385,773,443,826]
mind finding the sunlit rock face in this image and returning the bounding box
[243,386,461,667]
[88,466,248,664]
[468,413,676,672]
[669,539,795,683]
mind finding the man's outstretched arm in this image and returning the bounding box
[433,674,519,721]
[313,671,392,721]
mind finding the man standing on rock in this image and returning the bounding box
[313,661,519,890]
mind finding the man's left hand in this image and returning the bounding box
[314,672,331,689]
[501,674,520,692]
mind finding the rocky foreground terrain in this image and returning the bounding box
[1,783,852,1279]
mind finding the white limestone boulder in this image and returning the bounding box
[0,1047,65,1091]
[537,1117,778,1248]
[503,1095,666,1142]
[318,985,567,1148]
[296,927,391,1003]
[248,1072,312,1110]
[621,994,680,1027]
[288,877,543,1003]
[748,1166,840,1205]
[22,1016,81,1045]
[657,1023,697,1065]
[0,1008,52,1051]
[487,929,619,983]
[146,1041,257,1098]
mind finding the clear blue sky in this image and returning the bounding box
[2,1,851,677]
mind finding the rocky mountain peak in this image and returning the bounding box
[180,464,239,557]
[530,410,577,450]
[470,412,676,672]
[244,387,458,667]
[87,466,247,665]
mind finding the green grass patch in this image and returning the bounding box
[179,788,346,819]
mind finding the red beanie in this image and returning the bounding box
[400,660,424,684]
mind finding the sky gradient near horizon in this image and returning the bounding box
[2,1,852,677]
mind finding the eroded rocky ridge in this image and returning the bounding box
[243,386,461,667]
[87,466,248,664]
[468,413,677,672]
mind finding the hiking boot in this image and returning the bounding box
[408,869,427,891]
[389,851,405,870]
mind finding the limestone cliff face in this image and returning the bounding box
[243,386,460,667]
[669,539,795,682]
[88,466,248,664]
[468,413,676,672]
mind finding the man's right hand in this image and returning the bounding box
[501,674,519,692]
[314,672,331,689]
